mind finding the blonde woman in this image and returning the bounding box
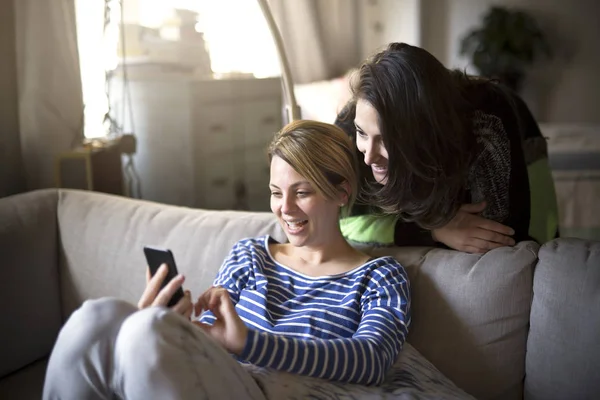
[43,121,415,399]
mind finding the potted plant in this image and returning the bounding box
[460,6,552,92]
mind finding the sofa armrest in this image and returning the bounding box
[0,189,62,378]
[525,238,600,400]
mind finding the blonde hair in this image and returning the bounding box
[267,120,358,215]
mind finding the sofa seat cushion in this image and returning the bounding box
[525,238,600,400]
[369,242,539,400]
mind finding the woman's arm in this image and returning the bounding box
[239,264,410,386]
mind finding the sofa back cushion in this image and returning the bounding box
[525,238,600,400]
[0,189,62,378]
[369,242,539,400]
[57,190,286,317]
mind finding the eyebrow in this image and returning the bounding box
[269,182,311,189]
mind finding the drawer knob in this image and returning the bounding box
[211,178,228,187]
[210,124,226,133]
[261,116,276,125]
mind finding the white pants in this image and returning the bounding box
[42,298,265,400]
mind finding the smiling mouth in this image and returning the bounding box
[371,165,387,174]
[284,220,308,230]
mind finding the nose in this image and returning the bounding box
[280,194,296,215]
[363,141,379,166]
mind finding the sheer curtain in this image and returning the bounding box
[15,0,83,189]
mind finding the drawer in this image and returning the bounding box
[240,100,283,147]
[193,79,235,103]
[237,77,283,98]
[242,146,271,184]
[192,104,236,154]
[248,193,272,212]
[197,154,248,210]
[201,178,235,210]
[199,150,272,211]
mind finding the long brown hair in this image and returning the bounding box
[352,43,478,228]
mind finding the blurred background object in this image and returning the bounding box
[459,6,552,92]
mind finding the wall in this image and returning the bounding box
[359,0,422,60]
[421,0,600,123]
[0,0,25,197]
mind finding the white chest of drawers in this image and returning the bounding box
[191,77,282,211]
[110,73,282,211]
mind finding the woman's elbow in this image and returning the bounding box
[362,356,390,386]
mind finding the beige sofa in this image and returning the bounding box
[0,189,598,399]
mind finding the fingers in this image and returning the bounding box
[474,228,516,246]
[477,219,515,237]
[461,245,487,254]
[466,237,505,252]
[459,203,516,237]
[145,267,151,284]
[460,231,515,254]
[194,287,214,316]
[171,290,193,319]
[192,321,212,332]
[194,295,206,317]
[138,264,168,309]
[461,209,515,237]
[205,288,226,320]
[460,201,486,214]
[152,273,186,307]
[194,286,232,318]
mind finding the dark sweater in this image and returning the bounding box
[335,82,540,246]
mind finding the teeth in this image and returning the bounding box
[285,220,307,228]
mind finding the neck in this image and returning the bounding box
[288,232,357,266]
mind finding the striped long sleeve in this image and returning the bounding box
[198,236,411,386]
[240,271,410,385]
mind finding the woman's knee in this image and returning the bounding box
[46,298,137,383]
[68,298,137,334]
[115,308,198,363]
[116,307,174,348]
[53,298,136,355]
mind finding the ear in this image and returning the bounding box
[337,181,351,207]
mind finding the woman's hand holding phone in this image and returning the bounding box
[138,264,194,319]
[193,286,248,355]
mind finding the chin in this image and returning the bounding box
[374,175,388,185]
[286,236,309,248]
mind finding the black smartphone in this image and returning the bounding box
[143,246,185,308]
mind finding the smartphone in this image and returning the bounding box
[143,246,185,308]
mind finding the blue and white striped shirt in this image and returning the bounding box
[199,236,411,385]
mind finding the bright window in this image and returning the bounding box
[75,0,280,138]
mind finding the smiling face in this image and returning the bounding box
[269,156,346,248]
[354,98,390,185]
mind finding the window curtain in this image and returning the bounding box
[0,0,24,197]
[267,0,361,84]
[14,0,83,190]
